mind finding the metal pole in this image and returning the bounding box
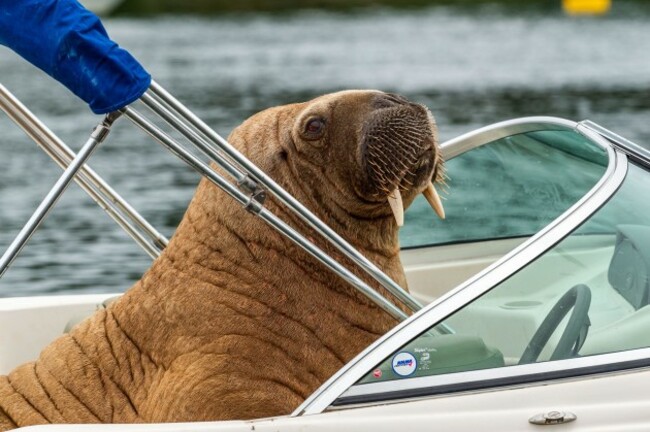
[122,106,408,321]
[0,84,168,258]
[140,92,251,188]
[0,112,120,277]
[147,81,424,314]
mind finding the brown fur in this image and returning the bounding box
[0,90,440,429]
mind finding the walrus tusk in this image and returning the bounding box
[423,183,445,219]
[387,188,404,227]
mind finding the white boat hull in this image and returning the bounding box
[0,293,117,374]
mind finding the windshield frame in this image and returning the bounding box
[293,117,626,416]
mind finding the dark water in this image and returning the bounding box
[1,4,649,297]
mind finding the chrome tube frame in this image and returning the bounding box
[0,84,168,260]
[113,81,450,323]
[145,81,423,315]
[0,112,121,277]
[0,80,421,323]
[293,118,626,416]
[122,106,409,321]
[336,344,650,404]
[580,120,650,167]
[439,116,577,160]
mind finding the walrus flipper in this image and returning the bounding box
[0,307,147,430]
[0,400,18,431]
[0,405,18,431]
[0,371,47,431]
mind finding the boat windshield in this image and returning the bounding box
[361,161,650,383]
[400,128,608,249]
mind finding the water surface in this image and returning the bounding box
[0,5,648,296]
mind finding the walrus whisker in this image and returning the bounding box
[401,177,414,187]
[366,141,412,174]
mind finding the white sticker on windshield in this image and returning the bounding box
[391,352,417,377]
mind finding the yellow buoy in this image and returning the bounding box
[563,0,611,15]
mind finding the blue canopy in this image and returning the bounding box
[0,0,151,114]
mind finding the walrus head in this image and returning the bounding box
[230,90,444,232]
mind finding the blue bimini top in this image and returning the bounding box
[0,0,151,114]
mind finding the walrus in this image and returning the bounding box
[0,90,444,429]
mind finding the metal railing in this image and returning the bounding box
[0,84,169,262]
[0,82,430,324]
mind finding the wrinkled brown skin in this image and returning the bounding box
[0,90,441,429]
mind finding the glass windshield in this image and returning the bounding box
[400,129,608,248]
[361,161,650,384]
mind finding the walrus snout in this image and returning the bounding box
[359,93,443,224]
[363,94,436,192]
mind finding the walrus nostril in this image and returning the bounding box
[374,93,411,109]
[384,93,410,104]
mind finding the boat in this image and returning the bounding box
[3,0,650,428]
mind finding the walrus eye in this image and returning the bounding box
[303,117,326,140]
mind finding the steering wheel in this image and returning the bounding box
[519,284,592,365]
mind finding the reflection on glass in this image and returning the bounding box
[400,129,608,248]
